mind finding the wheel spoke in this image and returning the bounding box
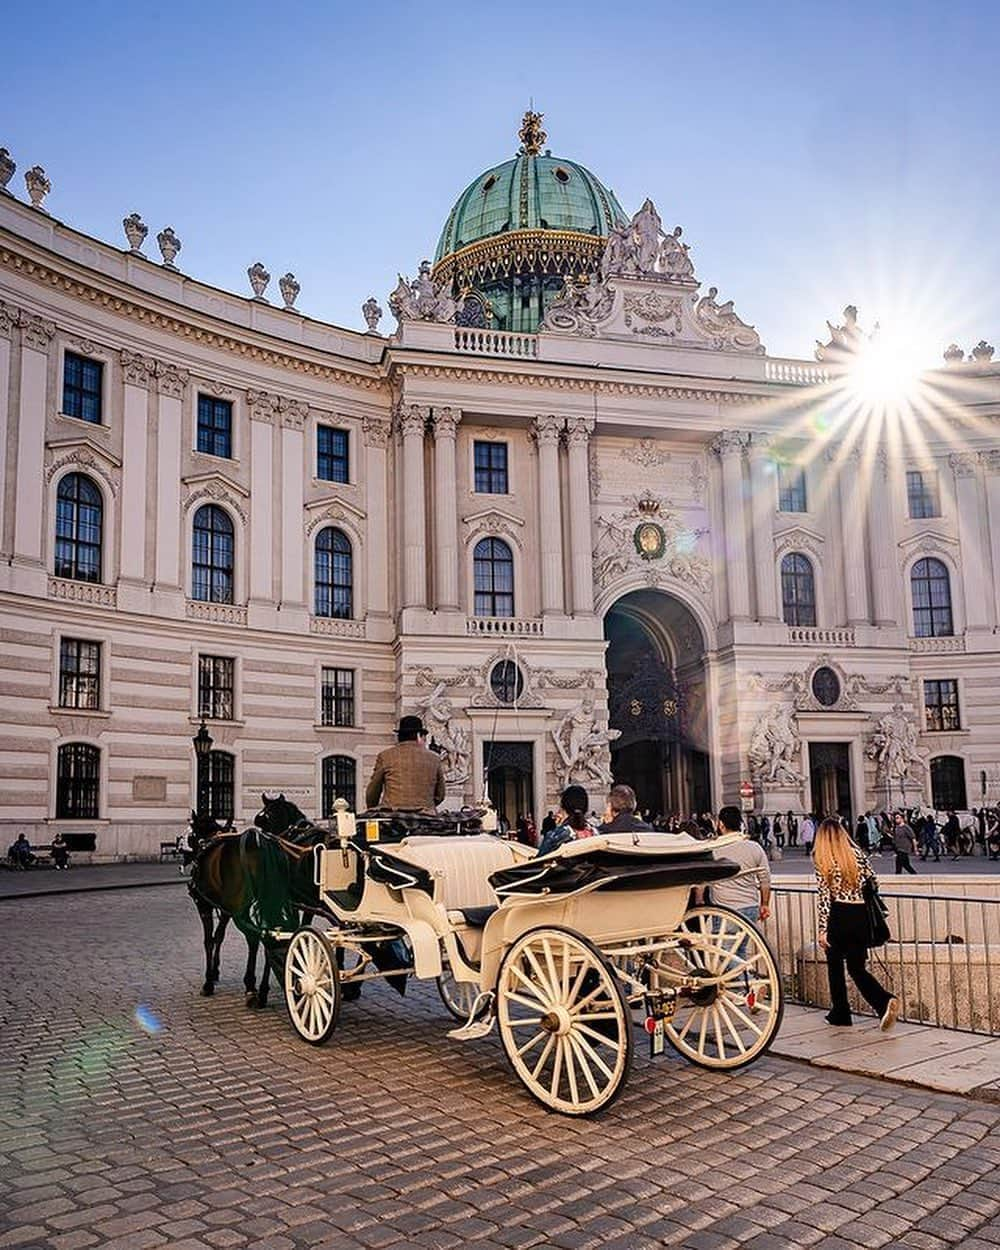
[541,938,561,1006]
[697,1003,710,1057]
[569,1033,603,1099]
[719,993,765,1036]
[516,1031,548,1058]
[563,1034,581,1106]
[531,1033,556,1080]
[549,1036,564,1099]
[576,1022,624,1052]
[712,1004,727,1060]
[507,1016,543,1027]
[715,998,748,1054]
[572,1028,616,1080]
[524,944,558,1002]
[510,963,550,1005]
[506,990,549,1013]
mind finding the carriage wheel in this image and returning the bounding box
[655,906,783,1070]
[284,927,341,1045]
[496,926,632,1116]
[437,961,480,1021]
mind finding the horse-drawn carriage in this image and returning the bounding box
[219,801,784,1116]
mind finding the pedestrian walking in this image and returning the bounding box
[773,813,785,850]
[801,813,816,855]
[787,811,798,848]
[814,817,899,1029]
[892,811,918,874]
[703,805,772,927]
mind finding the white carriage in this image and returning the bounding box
[276,804,783,1116]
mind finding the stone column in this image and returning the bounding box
[748,432,779,621]
[279,400,307,609]
[951,452,989,630]
[362,415,391,617]
[566,415,595,615]
[247,391,276,607]
[0,304,14,559]
[869,446,899,626]
[532,414,565,614]
[835,444,869,625]
[711,430,750,620]
[985,451,1000,629]
[432,406,460,610]
[397,404,429,609]
[153,363,188,600]
[13,312,55,571]
[119,351,154,585]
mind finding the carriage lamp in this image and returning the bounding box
[192,721,214,820]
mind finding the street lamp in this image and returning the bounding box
[192,720,214,822]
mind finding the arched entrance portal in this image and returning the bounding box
[604,590,711,820]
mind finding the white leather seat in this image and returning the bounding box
[392,835,528,912]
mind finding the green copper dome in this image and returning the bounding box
[431,112,628,333]
[434,152,626,263]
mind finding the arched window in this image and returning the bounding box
[781,553,816,627]
[56,742,100,819]
[930,756,966,810]
[203,750,235,821]
[55,473,103,583]
[911,558,953,637]
[315,527,353,618]
[192,505,234,603]
[322,755,356,817]
[473,537,514,618]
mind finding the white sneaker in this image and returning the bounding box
[880,997,899,1031]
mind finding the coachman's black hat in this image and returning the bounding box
[397,714,426,739]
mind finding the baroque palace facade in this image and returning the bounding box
[1,116,999,858]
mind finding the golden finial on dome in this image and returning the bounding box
[518,109,546,156]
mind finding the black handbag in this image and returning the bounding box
[862,877,891,948]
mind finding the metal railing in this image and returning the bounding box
[768,885,1000,1036]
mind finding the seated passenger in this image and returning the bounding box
[365,715,446,813]
[50,831,70,870]
[597,784,653,835]
[9,833,34,869]
[537,786,596,857]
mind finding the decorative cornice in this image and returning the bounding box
[0,244,385,392]
[949,451,980,479]
[17,309,56,350]
[45,443,121,497]
[120,348,156,388]
[0,300,15,338]
[982,449,1000,474]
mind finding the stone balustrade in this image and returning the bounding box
[787,625,856,645]
[185,599,248,626]
[764,358,831,385]
[910,635,967,653]
[48,577,117,608]
[453,328,539,359]
[466,615,544,636]
[309,616,366,638]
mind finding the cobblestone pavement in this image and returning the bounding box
[2,890,1000,1250]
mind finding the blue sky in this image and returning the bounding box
[5,1,999,361]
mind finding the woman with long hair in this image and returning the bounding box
[536,785,595,857]
[813,817,898,1029]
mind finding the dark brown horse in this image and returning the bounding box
[188,796,327,1006]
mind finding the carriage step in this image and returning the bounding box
[447,1016,495,1042]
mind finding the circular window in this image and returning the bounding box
[553,167,570,183]
[490,660,524,705]
[811,666,841,707]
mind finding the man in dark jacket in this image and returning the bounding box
[597,785,653,834]
[365,716,446,811]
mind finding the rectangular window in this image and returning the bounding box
[62,352,103,424]
[198,655,235,720]
[197,395,233,458]
[924,679,960,732]
[907,470,940,519]
[777,465,807,513]
[317,426,349,483]
[321,667,355,727]
[474,441,508,494]
[58,639,101,710]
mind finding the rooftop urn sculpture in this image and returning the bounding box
[24,165,50,211]
[971,340,995,364]
[157,226,181,269]
[278,272,300,311]
[362,296,383,333]
[122,212,148,255]
[0,148,15,194]
[943,343,965,365]
[247,261,271,302]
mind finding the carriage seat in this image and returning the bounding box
[392,835,526,920]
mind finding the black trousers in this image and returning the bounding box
[895,851,916,874]
[825,902,892,1023]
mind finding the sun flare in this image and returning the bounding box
[845,327,927,408]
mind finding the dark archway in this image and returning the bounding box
[604,590,711,821]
